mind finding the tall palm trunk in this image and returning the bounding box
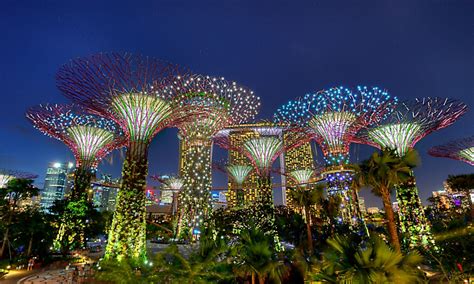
[380,186,401,252]
[305,207,313,252]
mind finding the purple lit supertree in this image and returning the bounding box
[274,86,397,224]
[165,75,260,236]
[428,136,474,166]
[26,103,125,252]
[56,53,190,260]
[0,169,37,188]
[356,97,468,250]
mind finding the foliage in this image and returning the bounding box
[312,235,424,283]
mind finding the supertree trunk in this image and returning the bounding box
[254,175,281,251]
[396,173,437,252]
[105,141,148,261]
[178,142,212,239]
[54,165,93,253]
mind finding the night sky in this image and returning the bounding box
[1,0,473,208]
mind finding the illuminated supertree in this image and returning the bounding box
[0,169,37,188]
[26,103,125,251]
[289,169,314,187]
[428,136,474,166]
[151,175,184,215]
[227,165,253,206]
[357,97,468,250]
[215,126,310,248]
[56,53,189,261]
[274,86,397,224]
[165,75,259,236]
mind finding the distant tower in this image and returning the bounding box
[281,131,315,208]
[40,162,74,211]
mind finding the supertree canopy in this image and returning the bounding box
[0,169,37,188]
[274,86,397,225]
[56,53,189,261]
[165,75,260,237]
[289,169,314,187]
[428,136,474,166]
[357,97,468,250]
[26,103,125,252]
[227,164,253,207]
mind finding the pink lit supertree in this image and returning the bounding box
[356,97,467,250]
[56,53,190,261]
[428,136,474,166]
[26,103,125,251]
[165,75,260,236]
[274,86,397,225]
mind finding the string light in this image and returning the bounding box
[429,136,474,166]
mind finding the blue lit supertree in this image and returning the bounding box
[26,103,125,252]
[356,98,467,250]
[274,86,397,225]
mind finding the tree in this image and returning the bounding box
[363,149,419,252]
[151,236,233,283]
[312,235,424,283]
[234,228,287,284]
[288,184,324,252]
[0,178,38,258]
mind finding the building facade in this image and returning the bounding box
[40,162,74,211]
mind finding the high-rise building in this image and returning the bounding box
[40,162,74,211]
[281,130,315,208]
[92,174,120,212]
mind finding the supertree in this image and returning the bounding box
[274,86,397,225]
[215,125,310,249]
[56,53,189,261]
[26,103,125,251]
[428,136,474,166]
[164,75,259,236]
[0,169,37,188]
[227,165,253,206]
[288,169,314,187]
[151,175,184,215]
[356,97,467,250]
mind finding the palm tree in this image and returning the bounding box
[364,149,419,252]
[312,235,424,283]
[151,237,233,283]
[288,184,324,252]
[234,228,287,284]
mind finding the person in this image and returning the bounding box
[27,258,34,271]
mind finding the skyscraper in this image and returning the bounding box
[281,130,315,208]
[40,162,74,211]
[92,174,121,212]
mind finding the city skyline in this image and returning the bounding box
[1,1,473,208]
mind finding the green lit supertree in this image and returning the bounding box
[26,103,125,252]
[165,75,260,237]
[274,86,397,226]
[215,126,310,248]
[56,53,189,261]
[227,165,253,206]
[428,136,474,166]
[357,97,467,250]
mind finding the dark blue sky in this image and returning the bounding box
[1,0,473,207]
